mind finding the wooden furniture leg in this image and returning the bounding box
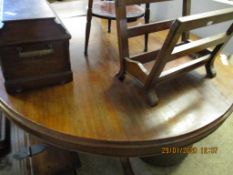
[144,3,150,52]
[145,89,159,107]
[84,0,93,55]
[182,0,191,41]
[108,19,112,33]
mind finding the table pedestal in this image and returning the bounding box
[141,153,188,167]
[121,152,189,175]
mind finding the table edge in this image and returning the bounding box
[0,99,232,157]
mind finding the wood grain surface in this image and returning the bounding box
[0,16,232,157]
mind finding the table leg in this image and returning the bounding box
[120,157,135,175]
[108,19,112,33]
[144,3,150,52]
[84,0,94,55]
[182,0,191,41]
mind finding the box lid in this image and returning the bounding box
[1,0,55,22]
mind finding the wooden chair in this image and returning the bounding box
[115,0,233,106]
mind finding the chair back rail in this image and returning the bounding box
[128,19,174,37]
[116,0,172,6]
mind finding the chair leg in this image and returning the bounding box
[116,60,126,82]
[108,19,112,33]
[145,89,159,107]
[116,71,126,81]
[84,2,93,56]
[205,63,216,78]
[205,44,223,78]
[144,3,150,52]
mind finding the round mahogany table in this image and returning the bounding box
[84,0,147,55]
[0,16,233,173]
[92,0,145,32]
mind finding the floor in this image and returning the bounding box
[0,0,233,174]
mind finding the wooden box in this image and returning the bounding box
[0,0,73,93]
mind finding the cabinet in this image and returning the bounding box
[0,0,73,93]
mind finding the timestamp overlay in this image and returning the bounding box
[161,146,218,154]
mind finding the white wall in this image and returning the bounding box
[150,0,233,55]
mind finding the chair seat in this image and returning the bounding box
[92,1,145,21]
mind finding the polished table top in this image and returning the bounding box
[0,16,233,157]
